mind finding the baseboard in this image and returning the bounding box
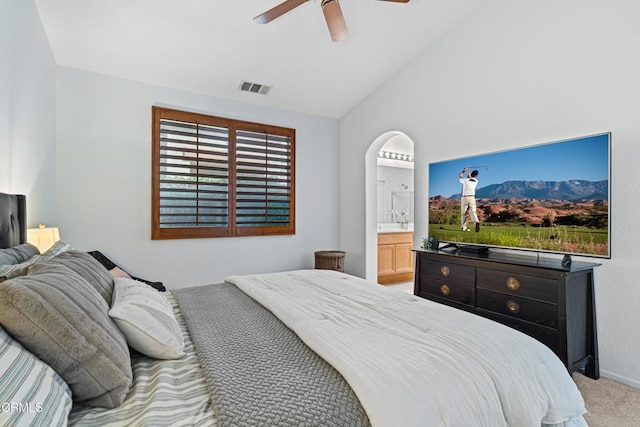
[599,369,640,389]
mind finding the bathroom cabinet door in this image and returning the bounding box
[378,232,414,284]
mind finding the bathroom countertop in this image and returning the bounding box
[377,224,414,233]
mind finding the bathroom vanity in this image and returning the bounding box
[377,228,414,284]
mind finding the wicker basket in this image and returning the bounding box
[314,250,346,272]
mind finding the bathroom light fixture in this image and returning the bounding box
[378,150,414,163]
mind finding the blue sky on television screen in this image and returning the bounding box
[428,133,610,198]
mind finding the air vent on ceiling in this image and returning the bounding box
[239,80,273,95]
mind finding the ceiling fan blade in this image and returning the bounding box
[321,0,349,42]
[376,0,410,2]
[254,0,310,24]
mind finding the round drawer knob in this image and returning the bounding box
[506,277,520,291]
[506,299,521,314]
[440,284,451,296]
[440,266,450,277]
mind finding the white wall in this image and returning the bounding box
[56,68,340,288]
[340,0,640,387]
[0,0,56,225]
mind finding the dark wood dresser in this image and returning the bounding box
[414,249,600,379]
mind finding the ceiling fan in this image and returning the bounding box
[254,0,410,43]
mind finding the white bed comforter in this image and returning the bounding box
[226,269,588,427]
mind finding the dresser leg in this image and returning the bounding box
[584,272,600,380]
[583,357,600,380]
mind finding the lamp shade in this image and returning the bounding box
[27,224,60,253]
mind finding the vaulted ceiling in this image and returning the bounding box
[35,0,481,118]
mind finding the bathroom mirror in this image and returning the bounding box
[391,190,414,223]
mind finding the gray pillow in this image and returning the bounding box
[44,249,115,306]
[0,243,39,266]
[0,262,132,408]
[0,240,74,282]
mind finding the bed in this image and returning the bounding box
[0,192,589,426]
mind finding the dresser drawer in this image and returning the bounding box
[476,268,558,303]
[420,259,475,286]
[476,309,560,356]
[476,289,558,329]
[419,276,475,308]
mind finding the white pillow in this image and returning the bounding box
[109,277,184,359]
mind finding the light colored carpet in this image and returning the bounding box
[573,373,640,426]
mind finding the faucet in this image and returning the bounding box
[400,210,408,224]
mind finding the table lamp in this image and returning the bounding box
[27,224,61,253]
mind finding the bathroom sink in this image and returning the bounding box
[377,223,414,233]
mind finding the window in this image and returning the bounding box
[152,107,295,239]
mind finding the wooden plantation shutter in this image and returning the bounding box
[235,123,295,236]
[152,107,295,239]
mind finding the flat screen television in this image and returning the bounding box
[428,133,611,259]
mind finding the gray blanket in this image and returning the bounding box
[173,283,370,427]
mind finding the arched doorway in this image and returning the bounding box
[364,131,415,282]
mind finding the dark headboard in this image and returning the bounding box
[0,193,27,248]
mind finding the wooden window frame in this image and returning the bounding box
[152,106,295,239]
